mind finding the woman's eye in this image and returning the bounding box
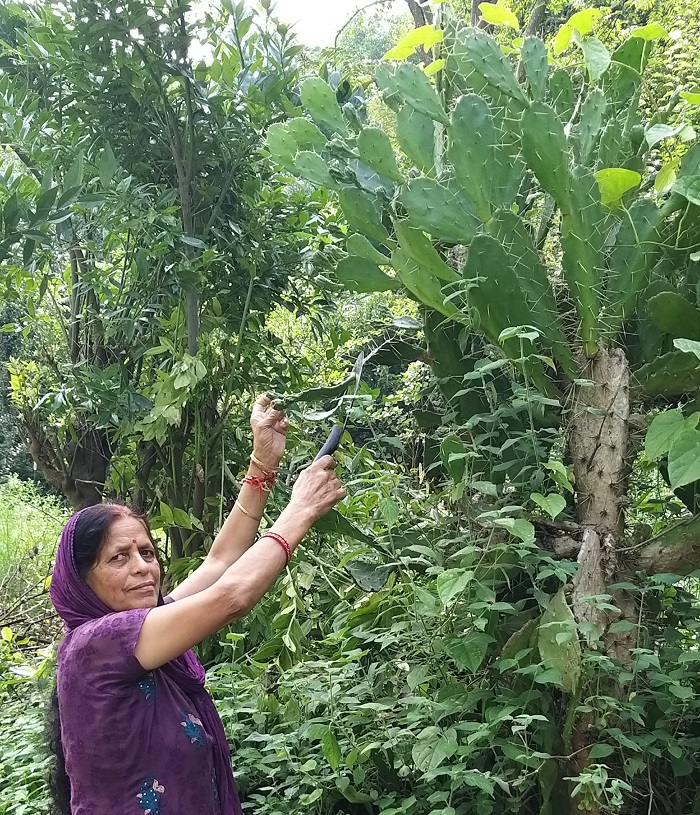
[141,550,156,561]
[111,553,127,563]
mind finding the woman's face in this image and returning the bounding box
[85,515,161,612]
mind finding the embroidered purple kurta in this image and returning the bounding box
[50,510,244,815]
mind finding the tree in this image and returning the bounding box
[0,0,326,558]
[265,7,700,813]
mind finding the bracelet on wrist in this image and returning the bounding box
[249,453,278,477]
[243,473,276,493]
[234,500,263,523]
[259,532,291,565]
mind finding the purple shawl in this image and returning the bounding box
[50,509,242,814]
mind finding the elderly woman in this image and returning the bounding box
[48,396,346,815]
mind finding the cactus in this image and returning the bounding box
[346,234,390,266]
[294,151,338,190]
[521,38,548,102]
[391,247,461,320]
[287,118,327,153]
[597,118,626,169]
[300,77,349,137]
[456,28,529,106]
[605,199,663,338]
[399,178,480,244]
[578,89,607,166]
[338,187,391,244]
[634,351,700,397]
[358,127,404,183]
[393,220,459,283]
[266,123,298,170]
[391,63,450,125]
[521,102,570,203]
[647,293,700,340]
[485,210,577,378]
[548,70,576,122]
[396,105,435,174]
[448,94,524,222]
[335,256,397,293]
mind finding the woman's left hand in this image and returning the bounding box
[250,395,289,471]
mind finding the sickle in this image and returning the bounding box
[313,351,365,462]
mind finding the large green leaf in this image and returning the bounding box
[645,410,687,460]
[668,428,700,489]
[537,588,581,694]
[447,631,494,673]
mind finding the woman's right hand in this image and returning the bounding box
[289,456,347,524]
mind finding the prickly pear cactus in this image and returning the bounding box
[267,17,700,399]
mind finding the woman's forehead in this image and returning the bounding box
[106,515,150,541]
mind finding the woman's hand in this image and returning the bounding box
[289,456,347,525]
[250,395,288,471]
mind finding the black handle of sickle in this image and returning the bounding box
[314,424,344,462]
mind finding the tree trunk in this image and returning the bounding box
[568,347,631,814]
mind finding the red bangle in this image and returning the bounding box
[260,532,291,565]
[243,473,276,493]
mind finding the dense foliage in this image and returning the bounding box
[4,1,700,815]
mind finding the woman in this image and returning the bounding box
[48,396,346,815]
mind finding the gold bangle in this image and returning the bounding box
[234,500,262,523]
[249,453,277,476]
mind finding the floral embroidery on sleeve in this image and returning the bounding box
[137,777,164,814]
[137,674,155,706]
[180,709,205,747]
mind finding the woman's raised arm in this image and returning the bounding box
[134,457,345,671]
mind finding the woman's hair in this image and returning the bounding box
[48,502,154,815]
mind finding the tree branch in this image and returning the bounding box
[334,0,394,48]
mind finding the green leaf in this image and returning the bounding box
[645,411,686,460]
[391,248,461,320]
[358,127,404,183]
[287,117,328,153]
[98,143,119,188]
[681,92,700,105]
[589,744,615,759]
[64,150,84,191]
[336,256,397,293]
[553,9,602,54]
[521,37,548,101]
[595,168,641,208]
[576,35,611,82]
[673,176,700,207]
[396,105,435,173]
[646,123,683,148]
[631,22,667,40]
[441,435,467,481]
[447,631,493,673]
[384,24,444,60]
[493,517,536,541]
[345,559,397,592]
[668,428,700,489]
[322,727,342,771]
[300,77,349,137]
[1,627,12,642]
[538,588,581,694]
[669,684,694,700]
[478,3,519,28]
[531,493,566,519]
[437,568,473,605]
[412,729,457,772]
